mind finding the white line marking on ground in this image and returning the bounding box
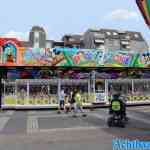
[27,116,39,134]
[0,117,10,131]
[39,126,106,133]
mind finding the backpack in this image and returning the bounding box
[111,100,121,112]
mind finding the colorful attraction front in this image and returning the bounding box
[0,38,149,67]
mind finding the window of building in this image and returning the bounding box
[122,44,128,49]
[121,41,129,45]
[126,35,130,39]
[134,34,139,38]
[121,40,130,49]
[126,46,130,49]
[113,32,118,36]
[94,39,105,49]
[94,32,104,38]
[69,38,76,42]
[106,32,111,35]
[108,39,116,46]
[95,43,105,49]
[94,39,104,43]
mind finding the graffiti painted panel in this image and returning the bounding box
[23,48,53,66]
[52,48,105,67]
[21,47,105,67]
[103,50,135,67]
[0,41,149,68]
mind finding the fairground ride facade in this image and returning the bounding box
[0,38,150,109]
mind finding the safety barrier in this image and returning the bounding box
[127,95,150,101]
[108,95,150,101]
[3,94,150,106]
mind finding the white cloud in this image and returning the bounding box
[1,30,29,41]
[105,9,139,21]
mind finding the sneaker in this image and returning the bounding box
[65,111,69,114]
[57,111,61,114]
[82,114,87,117]
[72,114,77,118]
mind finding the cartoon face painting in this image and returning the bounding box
[6,48,14,63]
[2,43,17,64]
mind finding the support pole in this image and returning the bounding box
[58,78,61,104]
[132,79,134,95]
[27,81,30,102]
[105,79,108,103]
[15,81,17,96]
[0,67,7,109]
[91,71,96,93]
[0,78,2,109]
[47,85,50,95]
[3,80,5,101]
[88,79,90,95]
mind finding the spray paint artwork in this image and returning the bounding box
[0,39,149,68]
[52,48,105,67]
[20,48,148,67]
[103,50,136,67]
[22,47,105,67]
[23,48,54,65]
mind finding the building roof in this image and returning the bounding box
[85,28,145,41]
[19,41,31,47]
[30,26,45,33]
[62,34,82,41]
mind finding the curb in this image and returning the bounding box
[1,103,150,111]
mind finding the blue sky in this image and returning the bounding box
[0,0,150,46]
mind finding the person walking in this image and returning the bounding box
[73,89,86,117]
[64,93,69,113]
[57,89,65,114]
[68,89,76,113]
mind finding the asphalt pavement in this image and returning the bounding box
[0,106,150,150]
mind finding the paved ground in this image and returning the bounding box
[0,106,150,150]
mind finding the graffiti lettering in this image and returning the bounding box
[113,55,130,65]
